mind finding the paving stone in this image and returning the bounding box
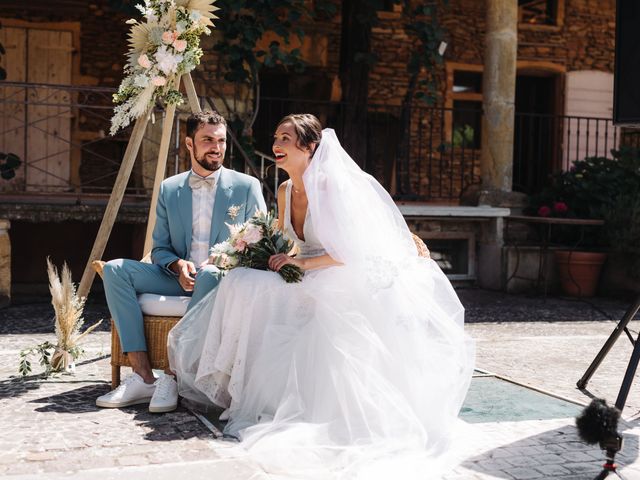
[534,463,572,476]
[506,466,544,479]
[1,291,639,479]
[560,450,601,462]
[532,453,566,465]
[505,455,543,467]
[24,452,58,462]
[477,458,515,471]
[561,461,604,474]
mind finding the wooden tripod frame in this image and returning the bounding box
[77,73,202,300]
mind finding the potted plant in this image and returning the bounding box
[528,150,640,297]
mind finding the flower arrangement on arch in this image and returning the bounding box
[110,0,219,135]
[209,210,304,283]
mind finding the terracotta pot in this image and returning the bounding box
[554,250,608,297]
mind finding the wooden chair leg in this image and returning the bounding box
[112,365,120,389]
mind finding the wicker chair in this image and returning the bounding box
[92,260,183,388]
[109,316,178,388]
[94,234,429,389]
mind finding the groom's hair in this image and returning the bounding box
[186,111,227,138]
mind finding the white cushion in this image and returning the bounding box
[137,293,190,317]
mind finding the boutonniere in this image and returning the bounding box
[227,204,244,220]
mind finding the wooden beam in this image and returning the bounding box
[183,73,202,114]
[143,76,182,255]
[77,112,150,299]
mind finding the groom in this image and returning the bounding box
[96,110,266,412]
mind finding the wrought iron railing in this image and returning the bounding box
[253,97,482,202]
[513,112,623,194]
[0,82,628,204]
[0,82,281,205]
[0,81,169,198]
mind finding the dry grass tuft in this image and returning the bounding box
[47,258,102,356]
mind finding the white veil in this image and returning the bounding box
[304,129,416,265]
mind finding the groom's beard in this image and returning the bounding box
[193,144,224,172]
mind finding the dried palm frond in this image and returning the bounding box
[128,22,153,55]
[130,83,155,119]
[177,0,219,26]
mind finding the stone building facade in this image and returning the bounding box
[0,0,619,288]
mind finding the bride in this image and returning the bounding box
[168,114,475,479]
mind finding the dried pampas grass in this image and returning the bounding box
[18,259,103,377]
[47,258,102,353]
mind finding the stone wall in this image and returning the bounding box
[442,0,615,78]
[0,0,616,105]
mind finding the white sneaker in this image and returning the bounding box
[96,373,156,408]
[149,374,178,413]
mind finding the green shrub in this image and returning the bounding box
[527,148,640,251]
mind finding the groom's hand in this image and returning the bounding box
[171,259,197,291]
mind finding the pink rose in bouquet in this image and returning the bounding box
[209,211,303,283]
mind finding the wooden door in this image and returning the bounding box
[0,27,26,192]
[564,70,618,170]
[26,29,73,191]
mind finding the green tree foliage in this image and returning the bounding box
[201,0,335,136]
[528,149,640,257]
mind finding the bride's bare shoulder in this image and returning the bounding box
[278,180,290,193]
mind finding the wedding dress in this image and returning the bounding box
[168,129,475,479]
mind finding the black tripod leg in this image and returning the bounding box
[577,295,640,389]
[616,327,640,412]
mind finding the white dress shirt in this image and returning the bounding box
[189,168,221,267]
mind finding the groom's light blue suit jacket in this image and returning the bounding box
[151,166,267,273]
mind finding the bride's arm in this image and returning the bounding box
[276,181,287,231]
[269,252,341,272]
[271,180,340,271]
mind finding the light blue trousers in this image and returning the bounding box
[102,259,222,352]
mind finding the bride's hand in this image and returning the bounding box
[268,253,304,272]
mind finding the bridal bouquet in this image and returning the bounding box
[210,210,304,283]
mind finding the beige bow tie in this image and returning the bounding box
[189,175,215,190]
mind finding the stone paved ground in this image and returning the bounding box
[1,288,640,479]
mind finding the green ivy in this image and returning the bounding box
[201,0,336,165]
[401,0,448,105]
[212,0,314,86]
[0,152,21,180]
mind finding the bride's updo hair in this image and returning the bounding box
[277,114,322,154]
